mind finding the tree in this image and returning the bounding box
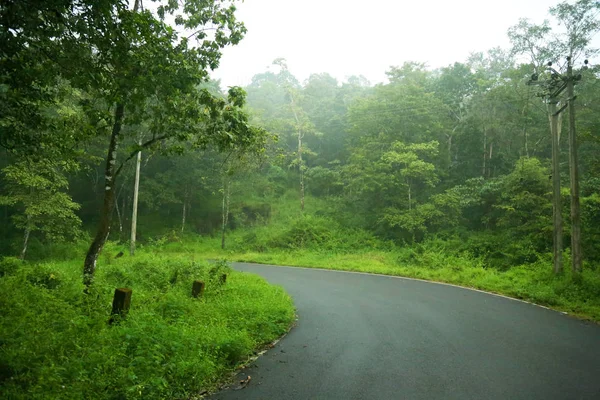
[272,58,315,211]
[434,62,477,171]
[381,141,440,241]
[0,161,81,259]
[2,0,265,286]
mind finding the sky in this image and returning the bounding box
[209,0,580,87]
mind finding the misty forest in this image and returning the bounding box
[2,1,600,399]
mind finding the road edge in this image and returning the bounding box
[232,261,600,325]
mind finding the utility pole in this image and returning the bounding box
[548,99,563,274]
[528,57,587,275]
[566,57,584,274]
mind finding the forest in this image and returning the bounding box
[1,0,600,399]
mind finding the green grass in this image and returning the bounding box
[0,245,295,399]
[177,231,600,323]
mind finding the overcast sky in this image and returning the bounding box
[209,0,580,87]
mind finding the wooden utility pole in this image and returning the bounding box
[548,100,563,274]
[528,57,587,275]
[130,140,142,256]
[566,57,582,273]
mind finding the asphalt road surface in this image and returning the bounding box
[209,263,600,400]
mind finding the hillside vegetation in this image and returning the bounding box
[2,0,600,397]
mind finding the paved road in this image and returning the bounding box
[209,263,600,400]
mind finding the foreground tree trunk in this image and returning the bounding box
[83,103,124,288]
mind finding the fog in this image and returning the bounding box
[212,0,559,87]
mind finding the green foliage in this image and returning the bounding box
[0,250,294,399]
[234,214,381,252]
[3,8,600,398]
[0,257,21,277]
[201,235,600,321]
[0,160,82,257]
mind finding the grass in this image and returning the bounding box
[171,231,600,323]
[149,190,600,323]
[0,243,295,399]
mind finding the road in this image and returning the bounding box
[209,262,600,400]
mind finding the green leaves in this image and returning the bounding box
[0,160,82,249]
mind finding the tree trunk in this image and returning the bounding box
[289,93,305,212]
[115,195,123,239]
[567,64,582,273]
[129,138,142,256]
[20,216,31,261]
[522,94,530,158]
[221,177,230,249]
[122,193,127,235]
[488,141,493,177]
[114,176,128,241]
[548,101,563,274]
[181,198,187,233]
[407,179,412,211]
[482,126,487,177]
[447,133,453,167]
[523,125,529,158]
[83,103,124,288]
[299,131,305,212]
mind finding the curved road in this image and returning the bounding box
[210,263,600,400]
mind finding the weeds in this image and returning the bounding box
[195,207,600,322]
[0,250,295,399]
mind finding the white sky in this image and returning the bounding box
[209,0,578,87]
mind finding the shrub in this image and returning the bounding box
[0,257,21,277]
[0,252,295,399]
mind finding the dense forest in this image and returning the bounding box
[3,0,600,271]
[1,0,600,398]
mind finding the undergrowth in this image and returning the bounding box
[185,200,600,323]
[0,248,295,399]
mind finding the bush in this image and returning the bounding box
[0,257,21,277]
[270,215,334,249]
[0,251,295,399]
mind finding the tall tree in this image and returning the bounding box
[2,0,265,286]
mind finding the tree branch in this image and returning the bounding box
[187,26,219,40]
[114,134,169,177]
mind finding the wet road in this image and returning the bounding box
[209,263,600,400]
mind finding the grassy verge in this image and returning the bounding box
[0,244,295,399]
[171,235,600,323]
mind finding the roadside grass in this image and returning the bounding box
[185,231,600,323]
[0,245,295,400]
